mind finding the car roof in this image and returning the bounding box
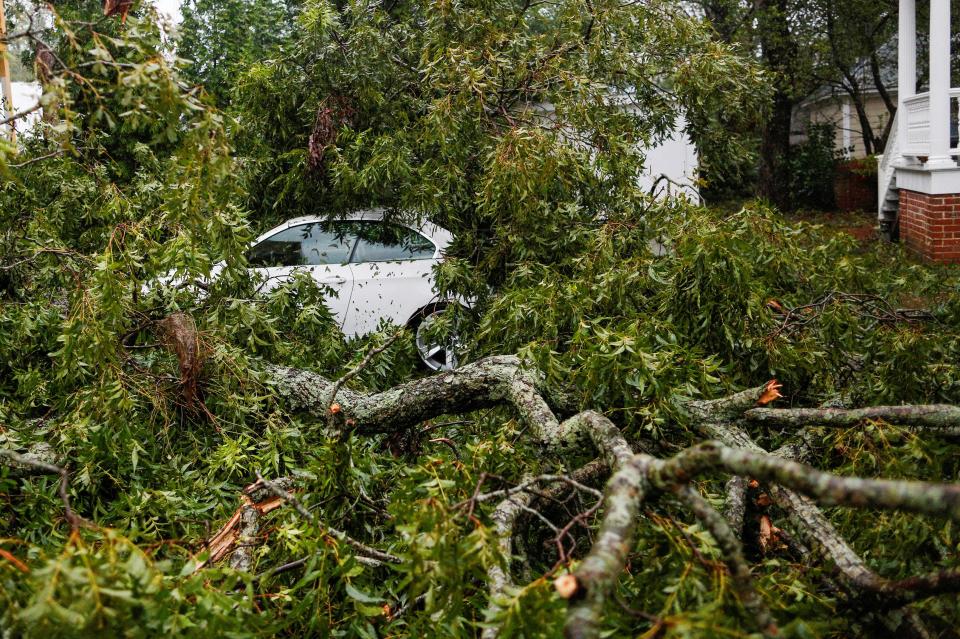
[254,208,454,252]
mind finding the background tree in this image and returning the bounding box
[815,0,898,157]
[690,0,826,206]
[1,0,37,81]
[693,0,902,204]
[178,0,300,106]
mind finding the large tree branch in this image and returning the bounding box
[483,484,537,639]
[722,475,748,534]
[561,453,652,639]
[269,356,627,456]
[653,441,960,521]
[675,485,777,637]
[696,392,956,635]
[266,360,960,638]
[270,356,558,439]
[561,436,960,638]
[747,405,960,431]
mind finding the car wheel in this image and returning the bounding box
[412,305,460,372]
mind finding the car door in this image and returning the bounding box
[343,221,439,337]
[246,222,355,328]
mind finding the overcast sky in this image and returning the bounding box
[153,0,182,23]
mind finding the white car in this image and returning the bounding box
[245,210,460,371]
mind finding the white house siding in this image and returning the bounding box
[792,92,894,159]
[524,99,699,202]
[636,114,699,200]
[7,81,42,135]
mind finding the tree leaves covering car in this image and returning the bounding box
[2,2,960,639]
[240,211,461,370]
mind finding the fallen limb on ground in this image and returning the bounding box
[261,356,960,639]
[198,477,294,570]
[6,355,960,639]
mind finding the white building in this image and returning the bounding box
[637,114,699,201]
[879,0,960,261]
[4,81,42,135]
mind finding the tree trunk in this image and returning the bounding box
[756,0,796,210]
[758,91,794,209]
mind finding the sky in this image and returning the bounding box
[153,0,183,23]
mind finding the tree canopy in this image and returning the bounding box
[179,0,299,106]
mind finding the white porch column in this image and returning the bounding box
[898,0,916,163]
[927,0,955,168]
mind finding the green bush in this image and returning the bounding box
[788,122,840,210]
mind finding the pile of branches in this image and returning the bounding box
[768,291,936,339]
[9,351,957,638]
[272,356,960,637]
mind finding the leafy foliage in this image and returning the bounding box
[230,0,767,289]
[179,0,300,106]
[1,3,960,638]
[788,122,839,210]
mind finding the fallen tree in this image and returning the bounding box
[3,4,960,638]
[8,355,955,637]
[265,357,960,638]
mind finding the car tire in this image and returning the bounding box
[409,303,461,372]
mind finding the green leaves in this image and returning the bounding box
[345,581,383,604]
[3,2,960,638]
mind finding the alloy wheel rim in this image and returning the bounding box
[415,310,459,371]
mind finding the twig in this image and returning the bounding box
[427,437,460,458]
[420,419,473,434]
[769,291,935,340]
[257,550,382,581]
[252,472,401,565]
[9,150,64,168]
[328,330,403,409]
[458,474,604,510]
[0,102,42,128]
[0,447,60,475]
[1,248,74,271]
[0,448,88,530]
[550,496,602,568]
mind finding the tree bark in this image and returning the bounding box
[8,357,960,639]
[756,0,797,210]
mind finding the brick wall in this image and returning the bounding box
[835,162,877,212]
[898,189,960,263]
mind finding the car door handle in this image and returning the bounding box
[309,267,348,285]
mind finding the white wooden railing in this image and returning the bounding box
[899,88,960,157]
[877,109,899,221]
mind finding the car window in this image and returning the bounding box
[247,223,355,267]
[350,222,436,263]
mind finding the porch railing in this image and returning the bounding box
[900,88,960,158]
